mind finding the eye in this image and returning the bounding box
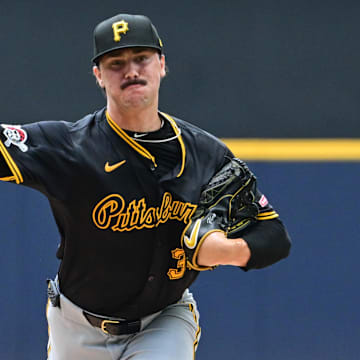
[110,59,125,68]
[135,55,149,63]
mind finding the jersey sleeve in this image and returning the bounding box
[237,162,290,269]
[254,188,279,221]
[0,122,70,191]
[0,125,28,184]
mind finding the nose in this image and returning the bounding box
[124,60,139,79]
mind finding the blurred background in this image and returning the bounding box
[0,1,359,359]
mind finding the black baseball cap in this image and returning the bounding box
[92,14,163,64]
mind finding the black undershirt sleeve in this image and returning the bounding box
[240,218,291,271]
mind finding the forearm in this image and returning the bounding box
[197,231,251,267]
[196,218,291,269]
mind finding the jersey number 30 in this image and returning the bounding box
[167,248,186,280]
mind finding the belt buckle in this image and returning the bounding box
[101,319,120,334]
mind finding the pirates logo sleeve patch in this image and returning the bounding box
[1,125,29,152]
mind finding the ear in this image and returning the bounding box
[93,65,105,88]
[160,55,166,78]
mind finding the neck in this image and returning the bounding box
[106,101,161,133]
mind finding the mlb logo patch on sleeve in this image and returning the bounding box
[1,124,28,152]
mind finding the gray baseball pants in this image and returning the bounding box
[46,289,201,360]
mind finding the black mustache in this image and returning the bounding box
[121,79,147,90]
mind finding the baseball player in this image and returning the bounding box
[0,14,291,360]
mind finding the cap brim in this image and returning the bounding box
[92,44,162,63]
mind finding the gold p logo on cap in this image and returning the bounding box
[112,20,129,42]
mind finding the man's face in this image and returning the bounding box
[93,47,166,110]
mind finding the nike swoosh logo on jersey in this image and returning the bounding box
[184,219,202,249]
[104,160,126,173]
[133,132,148,138]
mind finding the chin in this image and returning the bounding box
[122,96,151,109]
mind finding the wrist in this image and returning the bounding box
[197,232,251,267]
[224,238,251,267]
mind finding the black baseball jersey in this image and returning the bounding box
[0,108,281,319]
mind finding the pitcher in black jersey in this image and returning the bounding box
[0,13,291,360]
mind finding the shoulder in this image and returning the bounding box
[161,112,233,177]
[162,112,230,153]
[1,121,71,149]
[2,108,105,148]
[68,108,105,132]
[37,108,105,143]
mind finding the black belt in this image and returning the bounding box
[83,312,141,336]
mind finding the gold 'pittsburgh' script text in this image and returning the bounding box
[92,192,197,232]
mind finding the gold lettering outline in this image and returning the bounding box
[92,192,197,232]
[167,248,186,280]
